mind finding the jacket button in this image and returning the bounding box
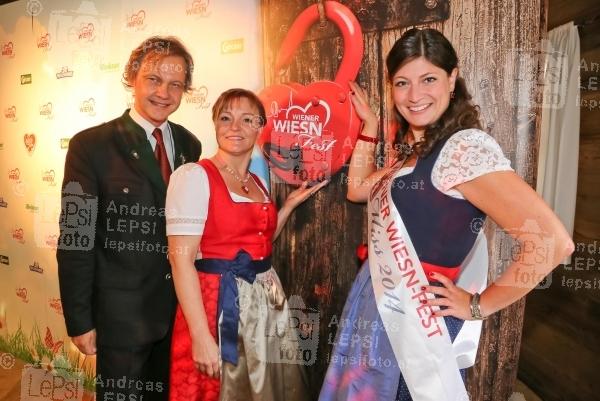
[262,205,268,211]
[122,187,129,194]
[258,231,263,236]
[165,273,172,280]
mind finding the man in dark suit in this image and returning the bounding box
[57,36,202,401]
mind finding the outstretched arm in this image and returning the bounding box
[274,179,329,240]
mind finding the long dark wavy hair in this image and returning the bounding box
[386,28,482,157]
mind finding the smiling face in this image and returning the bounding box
[214,97,262,157]
[391,56,457,137]
[133,55,186,127]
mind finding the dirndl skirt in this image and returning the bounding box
[170,267,309,401]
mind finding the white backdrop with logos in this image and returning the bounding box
[0,0,263,381]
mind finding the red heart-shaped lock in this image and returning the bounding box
[259,81,360,184]
[259,1,363,185]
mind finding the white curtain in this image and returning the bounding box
[536,22,580,258]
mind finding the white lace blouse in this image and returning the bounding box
[398,128,513,199]
[165,163,269,237]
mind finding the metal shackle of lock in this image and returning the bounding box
[274,1,363,87]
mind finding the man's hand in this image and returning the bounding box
[71,329,97,355]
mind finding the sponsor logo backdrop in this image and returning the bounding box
[0,0,262,382]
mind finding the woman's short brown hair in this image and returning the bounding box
[122,36,194,92]
[211,88,266,126]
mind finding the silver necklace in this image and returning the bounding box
[216,156,251,194]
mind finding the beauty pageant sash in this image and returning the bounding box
[368,165,487,401]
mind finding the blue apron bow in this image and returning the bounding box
[194,250,271,365]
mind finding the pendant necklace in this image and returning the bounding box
[397,142,415,158]
[215,155,251,194]
[394,132,424,168]
[398,131,424,158]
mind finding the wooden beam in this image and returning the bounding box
[579,19,600,53]
[580,91,600,135]
[548,0,600,29]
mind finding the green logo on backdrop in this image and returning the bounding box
[221,38,244,54]
[100,62,119,72]
[21,74,32,85]
[26,203,39,212]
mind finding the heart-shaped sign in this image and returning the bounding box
[78,23,95,41]
[38,33,50,48]
[258,80,360,185]
[187,86,210,109]
[24,133,36,154]
[127,10,146,27]
[5,106,16,120]
[134,10,145,23]
[40,102,53,116]
[192,0,209,10]
[43,169,56,184]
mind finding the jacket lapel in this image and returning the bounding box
[171,122,194,169]
[114,110,166,197]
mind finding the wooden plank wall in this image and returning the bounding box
[261,1,545,400]
[519,0,600,400]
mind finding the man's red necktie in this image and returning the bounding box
[152,128,172,185]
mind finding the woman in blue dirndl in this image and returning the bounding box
[319,28,574,401]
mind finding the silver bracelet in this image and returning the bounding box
[470,292,486,320]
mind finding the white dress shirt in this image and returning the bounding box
[129,107,175,171]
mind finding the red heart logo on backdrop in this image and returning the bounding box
[128,10,146,26]
[38,33,50,47]
[135,10,145,22]
[24,133,36,153]
[16,288,28,302]
[192,0,209,10]
[258,80,360,185]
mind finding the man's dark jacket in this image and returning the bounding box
[57,110,202,347]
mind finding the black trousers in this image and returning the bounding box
[96,333,171,401]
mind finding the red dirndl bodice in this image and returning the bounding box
[169,159,277,401]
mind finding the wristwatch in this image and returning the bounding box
[470,292,486,320]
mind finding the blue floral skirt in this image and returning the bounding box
[319,261,465,401]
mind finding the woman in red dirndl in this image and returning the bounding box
[166,88,326,401]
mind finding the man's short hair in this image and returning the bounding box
[122,36,194,92]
